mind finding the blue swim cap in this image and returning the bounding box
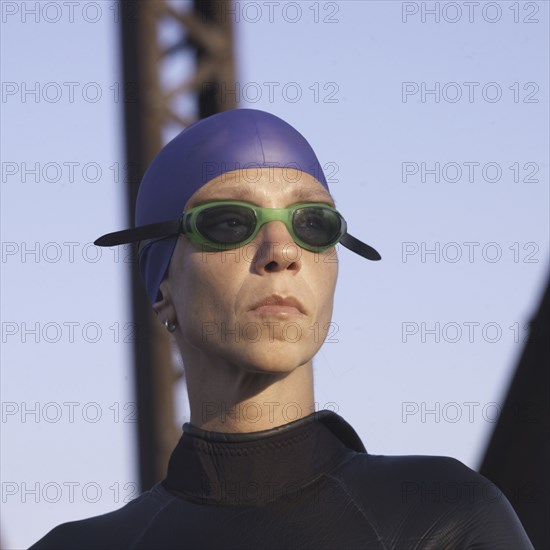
[95,108,380,304]
[137,108,329,304]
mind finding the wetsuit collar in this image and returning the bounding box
[162,410,366,506]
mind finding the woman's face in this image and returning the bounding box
[158,168,339,374]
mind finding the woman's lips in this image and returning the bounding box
[250,305,304,317]
[249,294,306,317]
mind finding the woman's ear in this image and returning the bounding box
[153,279,176,326]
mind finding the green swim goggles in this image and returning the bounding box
[95,200,381,260]
[187,200,348,252]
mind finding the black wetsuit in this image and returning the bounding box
[30,410,533,549]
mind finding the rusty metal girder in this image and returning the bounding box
[119,0,236,490]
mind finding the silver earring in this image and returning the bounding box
[164,320,176,333]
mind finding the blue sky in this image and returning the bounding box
[1,1,548,548]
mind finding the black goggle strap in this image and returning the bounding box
[94,219,382,261]
[340,233,381,261]
[93,219,182,247]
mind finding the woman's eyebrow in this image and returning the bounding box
[291,187,335,206]
[188,186,336,208]
[186,187,256,208]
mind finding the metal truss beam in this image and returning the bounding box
[119,0,236,490]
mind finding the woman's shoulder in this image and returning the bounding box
[329,452,533,549]
[348,452,485,483]
[28,482,174,549]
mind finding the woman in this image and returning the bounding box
[30,109,533,549]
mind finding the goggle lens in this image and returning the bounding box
[196,205,256,244]
[292,206,342,247]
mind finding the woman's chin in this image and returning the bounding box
[230,344,314,375]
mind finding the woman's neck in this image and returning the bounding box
[183,352,315,433]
